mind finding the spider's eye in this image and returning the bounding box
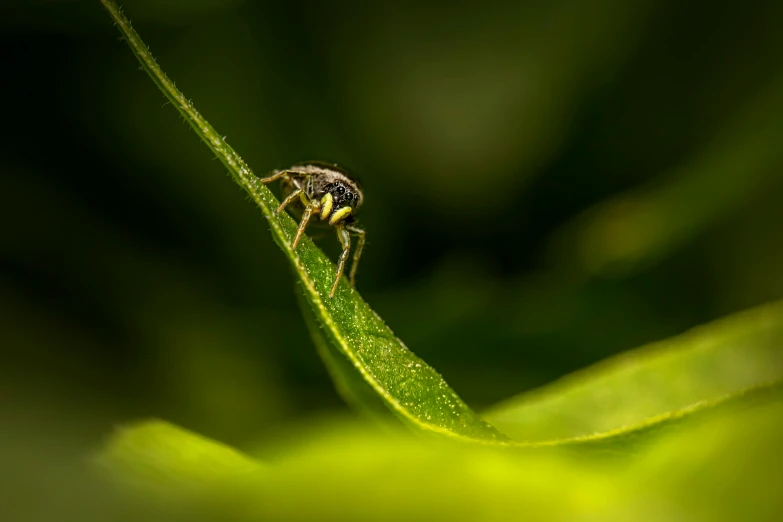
[336,185,345,195]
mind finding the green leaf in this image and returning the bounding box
[295,286,393,424]
[95,419,264,501]
[97,398,783,521]
[483,300,783,445]
[100,0,783,449]
[99,0,504,442]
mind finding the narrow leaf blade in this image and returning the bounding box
[99,0,505,443]
[484,300,783,443]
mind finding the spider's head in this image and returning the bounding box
[320,180,362,225]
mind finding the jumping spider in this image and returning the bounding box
[260,161,366,298]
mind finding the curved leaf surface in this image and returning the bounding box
[484,300,783,444]
[99,0,505,443]
[100,0,783,449]
[99,400,783,521]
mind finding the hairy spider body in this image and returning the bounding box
[260,161,366,298]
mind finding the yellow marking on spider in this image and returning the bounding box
[329,206,352,225]
[320,193,334,220]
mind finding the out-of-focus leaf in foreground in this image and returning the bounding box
[100,396,783,521]
[484,300,783,444]
[95,420,264,502]
[99,0,504,443]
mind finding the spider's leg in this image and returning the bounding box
[292,200,318,249]
[330,224,351,298]
[259,169,290,184]
[275,188,302,214]
[345,224,365,287]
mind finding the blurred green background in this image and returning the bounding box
[2,0,783,472]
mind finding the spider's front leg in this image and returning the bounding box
[330,225,352,298]
[258,169,290,184]
[292,200,319,249]
[274,188,303,215]
[260,170,317,248]
[346,224,365,287]
[260,170,310,214]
